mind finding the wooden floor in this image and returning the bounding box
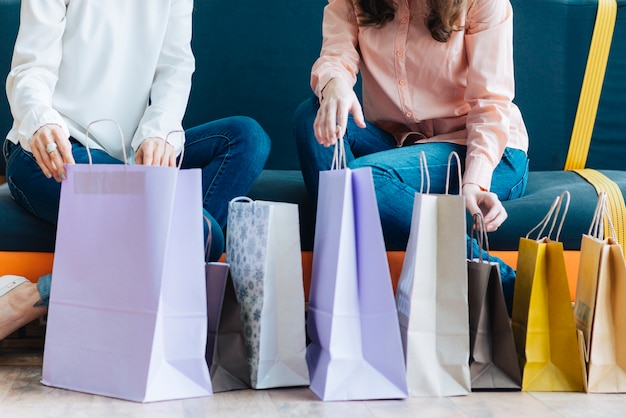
[2,322,626,417]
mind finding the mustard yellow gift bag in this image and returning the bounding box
[511,191,585,392]
[574,192,626,393]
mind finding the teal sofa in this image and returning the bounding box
[1,0,625,254]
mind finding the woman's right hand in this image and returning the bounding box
[30,124,75,182]
[313,78,366,147]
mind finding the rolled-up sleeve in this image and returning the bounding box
[462,0,515,189]
[6,0,69,149]
[131,0,195,155]
[311,0,361,98]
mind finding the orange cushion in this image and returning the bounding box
[301,250,581,302]
[2,250,581,302]
[0,251,54,282]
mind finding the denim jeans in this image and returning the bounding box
[4,116,271,305]
[294,97,528,313]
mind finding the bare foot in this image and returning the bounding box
[0,280,48,340]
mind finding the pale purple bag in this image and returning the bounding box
[306,143,408,401]
[41,124,212,402]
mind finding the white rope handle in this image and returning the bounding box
[445,151,462,195]
[229,196,253,205]
[331,139,347,170]
[589,191,607,238]
[549,190,570,241]
[526,196,559,240]
[526,191,570,242]
[84,119,126,165]
[419,151,430,194]
[603,201,618,242]
[589,191,617,241]
[165,130,186,169]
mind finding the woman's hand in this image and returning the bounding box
[135,138,177,167]
[462,183,508,232]
[314,78,366,147]
[31,124,75,182]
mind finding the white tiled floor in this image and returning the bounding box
[2,366,626,418]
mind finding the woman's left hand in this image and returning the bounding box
[462,183,508,232]
[135,138,177,167]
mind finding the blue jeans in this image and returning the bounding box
[294,97,528,313]
[4,116,271,305]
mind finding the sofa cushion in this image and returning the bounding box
[492,170,626,251]
[251,169,626,253]
[0,170,315,253]
[4,169,625,254]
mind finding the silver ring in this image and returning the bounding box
[335,125,343,134]
[46,142,58,154]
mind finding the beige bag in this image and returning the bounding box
[574,192,626,393]
[396,152,471,397]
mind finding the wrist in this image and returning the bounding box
[463,183,488,192]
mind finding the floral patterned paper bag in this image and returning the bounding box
[226,197,309,389]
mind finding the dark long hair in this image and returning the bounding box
[352,0,466,42]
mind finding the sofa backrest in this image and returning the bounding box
[0,0,20,174]
[184,0,326,170]
[1,0,625,174]
[511,0,626,171]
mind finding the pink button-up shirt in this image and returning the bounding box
[311,0,529,190]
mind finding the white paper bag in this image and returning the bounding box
[396,152,471,397]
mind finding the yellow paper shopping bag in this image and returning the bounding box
[574,192,626,393]
[511,191,585,392]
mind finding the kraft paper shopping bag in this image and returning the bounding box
[42,123,212,402]
[511,191,585,392]
[204,217,251,392]
[396,151,471,397]
[226,198,309,389]
[306,142,408,401]
[574,192,626,393]
[467,214,521,390]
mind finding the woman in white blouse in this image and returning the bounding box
[0,0,270,339]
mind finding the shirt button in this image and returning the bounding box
[396,50,404,57]
[401,17,408,24]
[399,79,406,86]
[406,111,413,118]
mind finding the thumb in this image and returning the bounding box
[350,98,367,128]
[464,196,481,217]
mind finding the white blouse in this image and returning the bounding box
[6,0,195,162]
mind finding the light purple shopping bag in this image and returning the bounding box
[41,163,213,402]
[306,165,408,401]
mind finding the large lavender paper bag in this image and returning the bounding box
[42,163,212,402]
[306,162,408,401]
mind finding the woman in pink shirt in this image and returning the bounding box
[294,0,529,306]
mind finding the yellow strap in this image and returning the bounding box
[574,169,626,254]
[564,0,617,170]
[563,0,624,254]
